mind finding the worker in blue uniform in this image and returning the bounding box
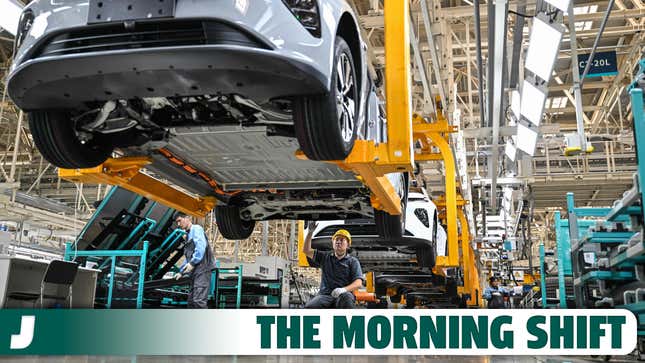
[483,276,509,308]
[302,221,364,308]
[174,213,217,308]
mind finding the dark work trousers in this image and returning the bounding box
[305,292,355,309]
[187,271,211,308]
[488,294,506,309]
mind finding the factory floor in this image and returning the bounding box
[0,356,640,362]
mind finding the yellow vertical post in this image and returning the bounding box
[365,272,375,293]
[384,0,413,166]
[327,0,413,215]
[428,135,459,266]
[458,208,480,306]
[297,221,310,267]
[413,108,459,267]
[458,208,470,292]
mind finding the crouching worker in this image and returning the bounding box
[302,221,364,308]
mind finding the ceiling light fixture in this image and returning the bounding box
[524,15,565,82]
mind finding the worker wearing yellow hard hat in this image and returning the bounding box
[332,229,352,245]
[302,222,364,308]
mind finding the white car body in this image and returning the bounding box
[307,188,440,269]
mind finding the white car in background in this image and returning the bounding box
[308,188,440,269]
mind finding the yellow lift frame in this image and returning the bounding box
[59,157,216,218]
[413,109,460,268]
[457,207,481,307]
[434,193,481,306]
[332,0,414,216]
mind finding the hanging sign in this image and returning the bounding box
[578,51,618,78]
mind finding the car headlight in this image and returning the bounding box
[13,9,34,56]
[414,208,429,228]
[282,0,321,38]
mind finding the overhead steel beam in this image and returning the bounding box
[474,0,486,128]
[457,81,612,96]
[419,0,447,109]
[360,8,644,27]
[459,105,605,113]
[488,0,507,213]
[409,13,436,115]
[462,124,560,139]
[485,0,494,129]
[566,1,589,154]
[508,0,526,89]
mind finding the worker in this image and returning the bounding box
[174,213,216,308]
[483,276,508,309]
[302,221,364,308]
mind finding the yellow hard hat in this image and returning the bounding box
[332,229,352,245]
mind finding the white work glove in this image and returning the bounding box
[331,287,347,298]
[174,272,183,280]
[182,263,194,274]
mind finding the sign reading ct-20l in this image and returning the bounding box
[578,51,619,78]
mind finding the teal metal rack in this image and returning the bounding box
[540,243,546,307]
[129,228,186,285]
[553,209,601,308]
[565,192,638,307]
[64,241,149,308]
[550,60,645,354]
[213,264,243,309]
[621,59,645,354]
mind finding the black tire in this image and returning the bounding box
[375,209,405,239]
[375,284,387,297]
[215,205,256,240]
[416,247,436,268]
[375,173,409,238]
[29,111,113,168]
[389,294,402,304]
[366,299,388,309]
[446,279,458,297]
[405,294,416,309]
[294,36,358,160]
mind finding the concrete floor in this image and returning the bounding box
[0,356,640,363]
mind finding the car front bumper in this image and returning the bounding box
[9,43,327,110]
[8,0,340,110]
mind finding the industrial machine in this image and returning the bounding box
[547,59,645,356]
[0,254,99,308]
[218,256,291,308]
[64,186,189,307]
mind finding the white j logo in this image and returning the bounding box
[10,316,35,350]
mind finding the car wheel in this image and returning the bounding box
[29,111,113,169]
[294,36,358,160]
[375,284,387,297]
[375,209,405,239]
[416,247,436,268]
[405,294,417,309]
[375,173,409,238]
[215,205,256,240]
